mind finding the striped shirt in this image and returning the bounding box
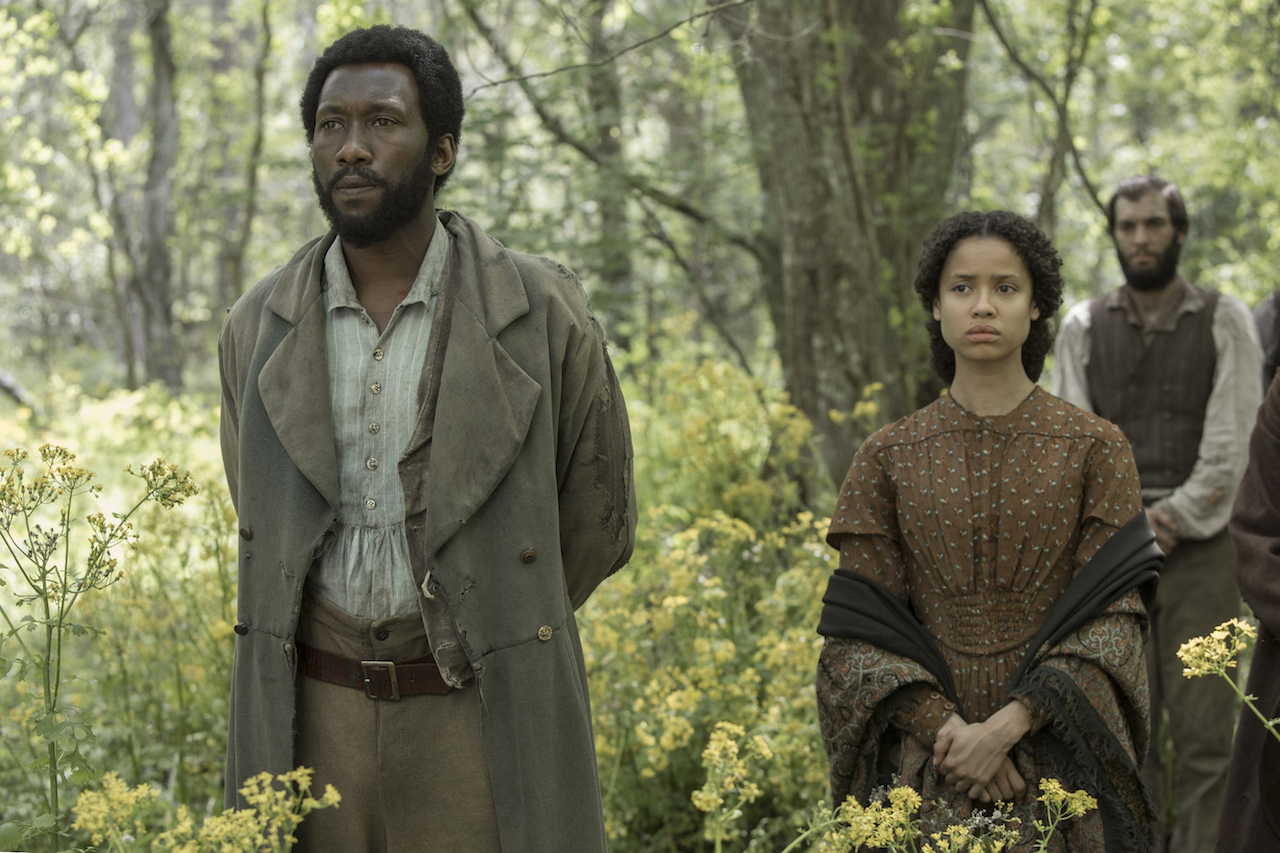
[309,221,451,618]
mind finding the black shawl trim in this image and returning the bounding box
[817,569,960,705]
[1008,512,1161,688]
[1019,667,1157,852]
[816,513,1162,850]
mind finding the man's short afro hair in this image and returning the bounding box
[300,25,465,192]
[913,210,1065,384]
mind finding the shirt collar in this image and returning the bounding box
[1104,275,1204,332]
[323,216,451,313]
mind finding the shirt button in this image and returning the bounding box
[366,458,379,471]
[365,498,376,510]
[371,382,382,394]
[538,626,553,641]
[373,348,384,361]
[369,422,381,434]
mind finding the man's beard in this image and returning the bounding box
[312,151,435,249]
[1118,237,1182,292]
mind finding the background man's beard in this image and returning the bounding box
[1118,237,1182,292]
[312,154,435,249]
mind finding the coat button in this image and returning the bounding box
[521,549,537,563]
[239,527,252,541]
[375,628,390,641]
[538,626,553,641]
[234,623,248,635]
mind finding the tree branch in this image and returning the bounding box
[978,0,1104,214]
[638,203,756,378]
[459,0,766,262]
[0,368,39,416]
[466,0,756,96]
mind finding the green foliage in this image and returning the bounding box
[71,767,340,853]
[0,441,198,851]
[314,0,392,52]
[0,388,228,850]
[583,343,834,851]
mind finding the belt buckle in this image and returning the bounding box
[361,660,399,701]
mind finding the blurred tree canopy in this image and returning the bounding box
[1,0,1278,481]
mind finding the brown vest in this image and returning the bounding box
[1086,285,1219,491]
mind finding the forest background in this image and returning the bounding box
[0,0,1276,850]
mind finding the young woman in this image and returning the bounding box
[816,211,1159,851]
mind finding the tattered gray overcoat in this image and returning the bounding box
[218,210,636,852]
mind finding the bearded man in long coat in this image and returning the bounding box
[218,25,635,853]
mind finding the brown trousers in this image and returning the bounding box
[293,593,502,853]
[1142,530,1240,853]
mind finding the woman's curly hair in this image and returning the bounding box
[913,210,1064,383]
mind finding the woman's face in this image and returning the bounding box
[932,236,1040,371]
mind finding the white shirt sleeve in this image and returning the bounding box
[1051,300,1095,412]
[1155,295,1263,539]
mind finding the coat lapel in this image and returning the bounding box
[258,233,341,511]
[408,212,541,560]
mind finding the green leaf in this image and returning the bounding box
[32,714,71,741]
[0,822,22,848]
[70,761,97,786]
[30,813,57,829]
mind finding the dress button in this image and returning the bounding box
[369,422,381,434]
[375,628,390,641]
[373,348,384,361]
[521,549,537,563]
[538,626,553,641]
[371,382,382,394]
[365,498,376,510]
[239,527,253,541]
[366,458,379,471]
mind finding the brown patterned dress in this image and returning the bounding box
[817,387,1151,851]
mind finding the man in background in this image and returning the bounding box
[1052,175,1260,853]
[218,25,635,853]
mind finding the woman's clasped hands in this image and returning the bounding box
[932,700,1033,804]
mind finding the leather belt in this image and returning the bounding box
[298,642,453,700]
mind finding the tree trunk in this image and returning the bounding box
[584,0,633,346]
[138,0,182,389]
[108,0,142,389]
[720,0,976,482]
[226,0,272,299]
